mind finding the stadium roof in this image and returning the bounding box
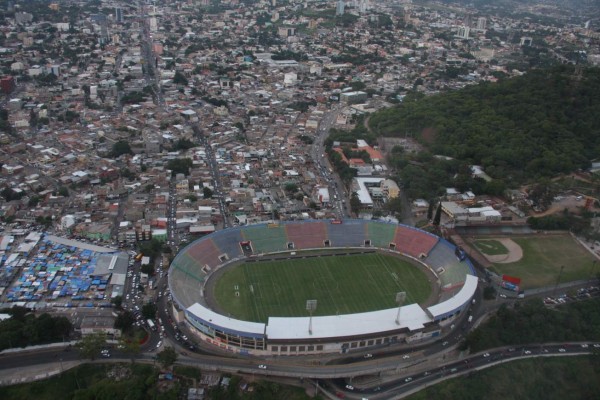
[186,303,266,336]
[265,303,430,341]
[427,274,478,319]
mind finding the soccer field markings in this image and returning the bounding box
[217,253,431,320]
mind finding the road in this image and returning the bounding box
[312,105,349,218]
[1,340,597,395]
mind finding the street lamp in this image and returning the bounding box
[306,300,317,335]
[395,292,406,325]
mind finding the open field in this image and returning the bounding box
[213,253,433,323]
[490,235,597,289]
[474,239,509,256]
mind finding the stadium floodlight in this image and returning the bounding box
[306,300,318,335]
[395,292,406,325]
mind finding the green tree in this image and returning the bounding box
[427,200,434,221]
[110,140,133,158]
[58,186,69,197]
[202,186,213,199]
[167,158,193,177]
[111,295,123,309]
[114,310,135,333]
[156,346,178,369]
[433,202,442,226]
[173,71,188,86]
[76,332,107,360]
[142,302,157,320]
[350,192,361,215]
[284,183,298,193]
[141,262,155,276]
[118,336,141,363]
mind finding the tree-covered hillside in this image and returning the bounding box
[369,66,600,184]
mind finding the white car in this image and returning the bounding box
[558,348,566,352]
[345,385,354,391]
[405,377,412,383]
[483,353,490,358]
[402,355,410,359]
[524,350,532,355]
[258,364,267,369]
[364,353,373,359]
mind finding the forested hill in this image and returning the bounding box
[369,66,600,183]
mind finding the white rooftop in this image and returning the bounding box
[187,303,266,335]
[427,275,478,319]
[266,303,430,340]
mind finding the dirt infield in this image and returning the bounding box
[482,238,523,264]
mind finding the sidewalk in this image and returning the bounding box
[0,360,82,387]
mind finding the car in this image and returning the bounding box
[442,341,449,346]
[558,348,566,352]
[258,364,267,369]
[499,294,507,298]
[364,353,373,359]
[404,377,412,383]
[335,392,346,398]
[581,344,589,348]
[593,344,600,348]
[423,371,431,376]
[402,355,410,359]
[156,341,162,348]
[345,385,354,391]
[483,353,490,357]
[524,350,532,355]
[450,368,458,373]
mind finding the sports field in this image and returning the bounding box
[213,253,433,323]
[490,235,597,289]
[474,239,509,256]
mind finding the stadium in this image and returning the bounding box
[168,220,478,356]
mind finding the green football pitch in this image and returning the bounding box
[213,253,433,323]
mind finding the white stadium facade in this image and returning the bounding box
[168,219,477,356]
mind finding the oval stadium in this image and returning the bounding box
[168,220,477,356]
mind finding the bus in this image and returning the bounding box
[147,319,156,331]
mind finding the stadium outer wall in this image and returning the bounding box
[168,219,477,356]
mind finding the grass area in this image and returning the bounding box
[490,235,597,289]
[214,253,432,322]
[407,356,600,400]
[0,364,317,400]
[473,239,509,255]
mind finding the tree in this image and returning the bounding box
[110,140,133,158]
[118,336,141,363]
[58,186,69,197]
[141,262,155,276]
[76,332,107,360]
[173,71,188,86]
[284,183,298,193]
[111,295,123,309]
[384,197,403,216]
[142,302,157,320]
[202,186,213,199]
[156,346,178,369]
[114,310,135,333]
[350,192,361,216]
[433,202,442,226]
[427,200,434,221]
[167,158,193,177]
